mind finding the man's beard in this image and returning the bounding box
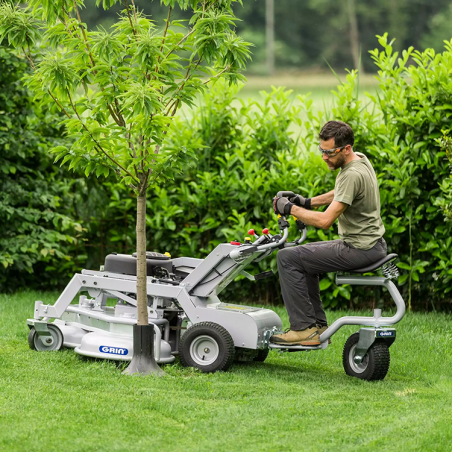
[326,153,346,170]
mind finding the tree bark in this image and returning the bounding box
[266,0,275,76]
[136,192,148,325]
[347,0,361,72]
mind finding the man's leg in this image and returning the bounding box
[305,273,328,326]
[276,246,317,331]
[271,238,387,345]
[271,244,334,346]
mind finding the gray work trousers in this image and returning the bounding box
[276,238,387,330]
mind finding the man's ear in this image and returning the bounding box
[344,144,353,155]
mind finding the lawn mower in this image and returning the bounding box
[27,203,405,380]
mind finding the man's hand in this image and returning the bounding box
[273,196,294,216]
[289,194,311,210]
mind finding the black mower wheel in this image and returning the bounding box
[179,322,235,373]
[342,332,390,381]
[28,324,64,352]
[254,348,270,362]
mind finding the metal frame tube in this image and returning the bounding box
[319,276,406,342]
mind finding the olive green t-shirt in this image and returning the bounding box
[333,152,385,250]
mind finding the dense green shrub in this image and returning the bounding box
[3,35,451,311]
[139,82,348,306]
[297,34,452,310]
[0,46,83,291]
[370,35,452,309]
[141,36,452,310]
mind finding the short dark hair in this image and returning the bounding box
[319,121,354,148]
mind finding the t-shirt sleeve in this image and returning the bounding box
[334,170,361,206]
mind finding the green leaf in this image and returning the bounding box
[319,278,332,291]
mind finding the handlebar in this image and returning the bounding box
[229,190,306,261]
[229,227,290,261]
[276,191,295,198]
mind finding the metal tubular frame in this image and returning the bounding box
[318,275,406,342]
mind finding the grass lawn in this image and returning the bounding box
[1,291,451,452]
[178,73,379,123]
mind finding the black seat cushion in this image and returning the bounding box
[348,253,398,274]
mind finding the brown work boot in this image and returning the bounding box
[270,327,320,346]
[317,324,332,344]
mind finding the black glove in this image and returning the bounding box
[289,194,311,210]
[273,196,294,216]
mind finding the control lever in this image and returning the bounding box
[248,229,259,239]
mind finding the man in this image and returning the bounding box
[271,120,386,346]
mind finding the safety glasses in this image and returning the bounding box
[318,144,347,157]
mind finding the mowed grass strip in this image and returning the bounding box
[0,291,451,452]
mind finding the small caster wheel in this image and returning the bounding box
[179,322,235,373]
[28,324,64,352]
[343,332,390,381]
[254,348,270,362]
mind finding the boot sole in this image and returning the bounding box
[300,340,321,346]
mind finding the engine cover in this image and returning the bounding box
[104,252,172,276]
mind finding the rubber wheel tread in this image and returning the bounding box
[254,348,270,362]
[342,332,390,381]
[179,322,235,373]
[27,325,64,352]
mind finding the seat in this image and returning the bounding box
[347,253,398,274]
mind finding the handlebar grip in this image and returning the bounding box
[276,191,296,198]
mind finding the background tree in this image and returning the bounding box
[0,0,251,373]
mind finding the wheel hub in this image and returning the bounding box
[349,344,368,373]
[40,336,54,346]
[189,335,219,366]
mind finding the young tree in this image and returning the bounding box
[0,0,251,374]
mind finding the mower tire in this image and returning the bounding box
[179,322,235,373]
[28,324,64,352]
[343,332,390,381]
[254,348,270,362]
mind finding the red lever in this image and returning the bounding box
[248,229,255,235]
[262,228,269,235]
[230,241,241,245]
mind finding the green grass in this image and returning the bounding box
[178,73,378,122]
[1,291,451,452]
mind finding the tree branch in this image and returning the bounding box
[164,56,203,115]
[66,89,139,184]
[48,91,72,119]
[72,0,96,69]
[160,0,220,63]
[123,0,137,38]
[162,28,195,63]
[203,64,231,84]
[155,5,172,74]
[129,0,139,24]
[21,47,73,119]
[109,66,126,127]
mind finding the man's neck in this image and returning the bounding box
[344,150,361,166]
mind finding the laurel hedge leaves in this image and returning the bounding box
[152,34,452,310]
[2,35,452,310]
[0,47,84,291]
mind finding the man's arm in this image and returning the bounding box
[290,200,347,229]
[310,189,335,208]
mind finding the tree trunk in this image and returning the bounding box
[266,0,275,76]
[123,191,164,376]
[136,192,148,325]
[347,0,361,72]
